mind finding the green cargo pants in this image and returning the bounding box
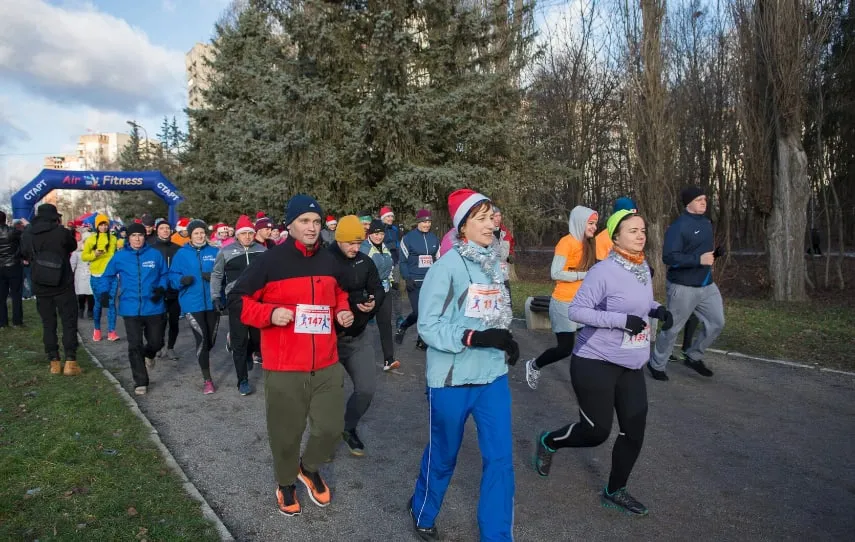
[264,363,345,485]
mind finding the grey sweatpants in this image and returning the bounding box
[339,331,377,431]
[650,282,725,370]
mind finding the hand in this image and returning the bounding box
[713,246,726,259]
[356,299,375,313]
[467,328,513,349]
[336,311,355,328]
[180,275,195,287]
[213,299,224,312]
[201,272,211,282]
[506,338,520,366]
[648,306,674,330]
[99,292,111,306]
[95,249,105,255]
[625,315,647,337]
[700,252,715,266]
[271,307,294,326]
[150,286,166,303]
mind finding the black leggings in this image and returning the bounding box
[544,355,648,493]
[161,297,181,349]
[186,310,219,380]
[375,293,394,361]
[533,332,575,370]
[77,294,94,314]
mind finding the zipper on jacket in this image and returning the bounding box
[136,251,143,317]
[197,247,209,311]
[310,276,316,375]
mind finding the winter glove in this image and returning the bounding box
[713,245,726,259]
[648,306,674,331]
[213,299,224,313]
[201,272,211,282]
[150,286,166,303]
[465,328,513,349]
[99,292,111,307]
[180,275,195,287]
[506,338,520,366]
[625,315,647,337]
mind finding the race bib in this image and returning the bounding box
[294,304,332,334]
[621,319,651,349]
[464,284,502,320]
[418,255,433,268]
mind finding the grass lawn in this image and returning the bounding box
[510,280,855,370]
[0,304,220,541]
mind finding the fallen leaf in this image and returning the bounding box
[127,507,138,517]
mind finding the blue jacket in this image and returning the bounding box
[169,242,219,313]
[400,229,440,282]
[383,224,400,265]
[361,239,394,292]
[417,242,508,388]
[101,243,168,317]
[663,211,714,287]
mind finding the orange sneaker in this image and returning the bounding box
[49,360,62,375]
[92,329,102,342]
[275,485,301,516]
[297,464,331,507]
[107,331,120,341]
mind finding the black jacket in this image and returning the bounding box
[150,237,181,298]
[328,242,385,338]
[21,217,77,296]
[0,224,22,268]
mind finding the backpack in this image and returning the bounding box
[27,236,65,287]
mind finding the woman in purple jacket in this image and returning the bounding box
[532,210,673,516]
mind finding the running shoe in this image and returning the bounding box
[157,347,167,359]
[342,429,365,457]
[166,349,179,360]
[533,431,554,477]
[601,487,649,516]
[275,485,301,517]
[646,362,669,381]
[668,350,688,363]
[226,332,232,353]
[394,326,406,345]
[252,352,263,365]
[145,355,156,370]
[107,331,120,341]
[415,337,427,350]
[92,329,102,342]
[203,380,216,394]
[297,464,331,507]
[383,359,401,372]
[134,386,147,396]
[524,358,541,390]
[684,358,714,377]
[409,496,439,541]
[238,379,252,396]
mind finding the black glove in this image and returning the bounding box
[180,275,195,287]
[213,299,224,312]
[151,286,166,303]
[466,328,513,349]
[99,292,110,306]
[625,315,647,337]
[648,306,674,331]
[506,338,520,366]
[201,272,211,282]
[713,245,726,259]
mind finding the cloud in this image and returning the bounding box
[0,0,185,115]
[0,114,29,149]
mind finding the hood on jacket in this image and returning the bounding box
[568,205,597,242]
[31,216,60,234]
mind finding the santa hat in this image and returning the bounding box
[448,189,490,231]
[325,215,337,226]
[379,206,394,220]
[214,222,229,233]
[175,217,190,232]
[235,215,254,234]
[256,211,266,219]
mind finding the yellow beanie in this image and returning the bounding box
[335,215,366,242]
[95,213,109,227]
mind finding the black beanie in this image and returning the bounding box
[681,186,705,207]
[368,219,384,235]
[187,219,208,236]
[126,223,147,237]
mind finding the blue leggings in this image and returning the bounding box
[90,275,118,331]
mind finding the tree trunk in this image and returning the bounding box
[766,132,809,301]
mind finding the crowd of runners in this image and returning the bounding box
[0,183,725,541]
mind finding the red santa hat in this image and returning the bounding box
[235,215,255,235]
[379,206,394,220]
[213,222,228,234]
[448,188,490,231]
[325,215,337,226]
[256,211,266,219]
[175,217,190,232]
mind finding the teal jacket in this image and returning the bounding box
[360,240,394,292]
[417,241,508,388]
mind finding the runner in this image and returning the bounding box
[359,211,373,235]
[141,213,157,244]
[361,219,400,372]
[320,215,337,246]
[648,186,725,380]
[0,210,24,328]
[82,213,122,342]
[169,219,220,394]
[379,206,403,323]
[101,223,168,395]
[396,208,439,350]
[254,217,276,249]
[523,205,599,390]
[150,218,181,360]
[409,189,518,542]
[171,217,191,246]
[70,232,93,320]
[211,215,266,396]
[491,205,514,294]
[229,194,354,516]
[533,210,672,516]
[328,216,386,456]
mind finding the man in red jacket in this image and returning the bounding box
[230,194,354,517]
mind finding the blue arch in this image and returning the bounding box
[11,169,185,226]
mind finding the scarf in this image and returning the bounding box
[610,246,650,284]
[453,240,513,329]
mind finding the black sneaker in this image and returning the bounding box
[668,350,687,363]
[415,337,427,350]
[342,429,365,457]
[533,431,554,477]
[394,326,406,345]
[647,362,669,381]
[409,497,439,541]
[685,358,714,377]
[601,487,648,516]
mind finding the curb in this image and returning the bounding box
[707,348,855,377]
[78,336,235,541]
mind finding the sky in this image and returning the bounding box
[0,0,230,197]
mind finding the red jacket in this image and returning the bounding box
[230,237,349,372]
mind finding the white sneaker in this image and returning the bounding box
[525,358,541,390]
[134,386,147,395]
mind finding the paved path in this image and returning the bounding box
[79,314,855,541]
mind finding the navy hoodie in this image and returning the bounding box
[662,211,714,287]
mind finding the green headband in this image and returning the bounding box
[607,209,636,239]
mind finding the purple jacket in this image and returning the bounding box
[569,257,660,369]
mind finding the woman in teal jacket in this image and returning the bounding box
[408,189,519,542]
[361,219,399,371]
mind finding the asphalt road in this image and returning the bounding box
[79,311,855,541]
